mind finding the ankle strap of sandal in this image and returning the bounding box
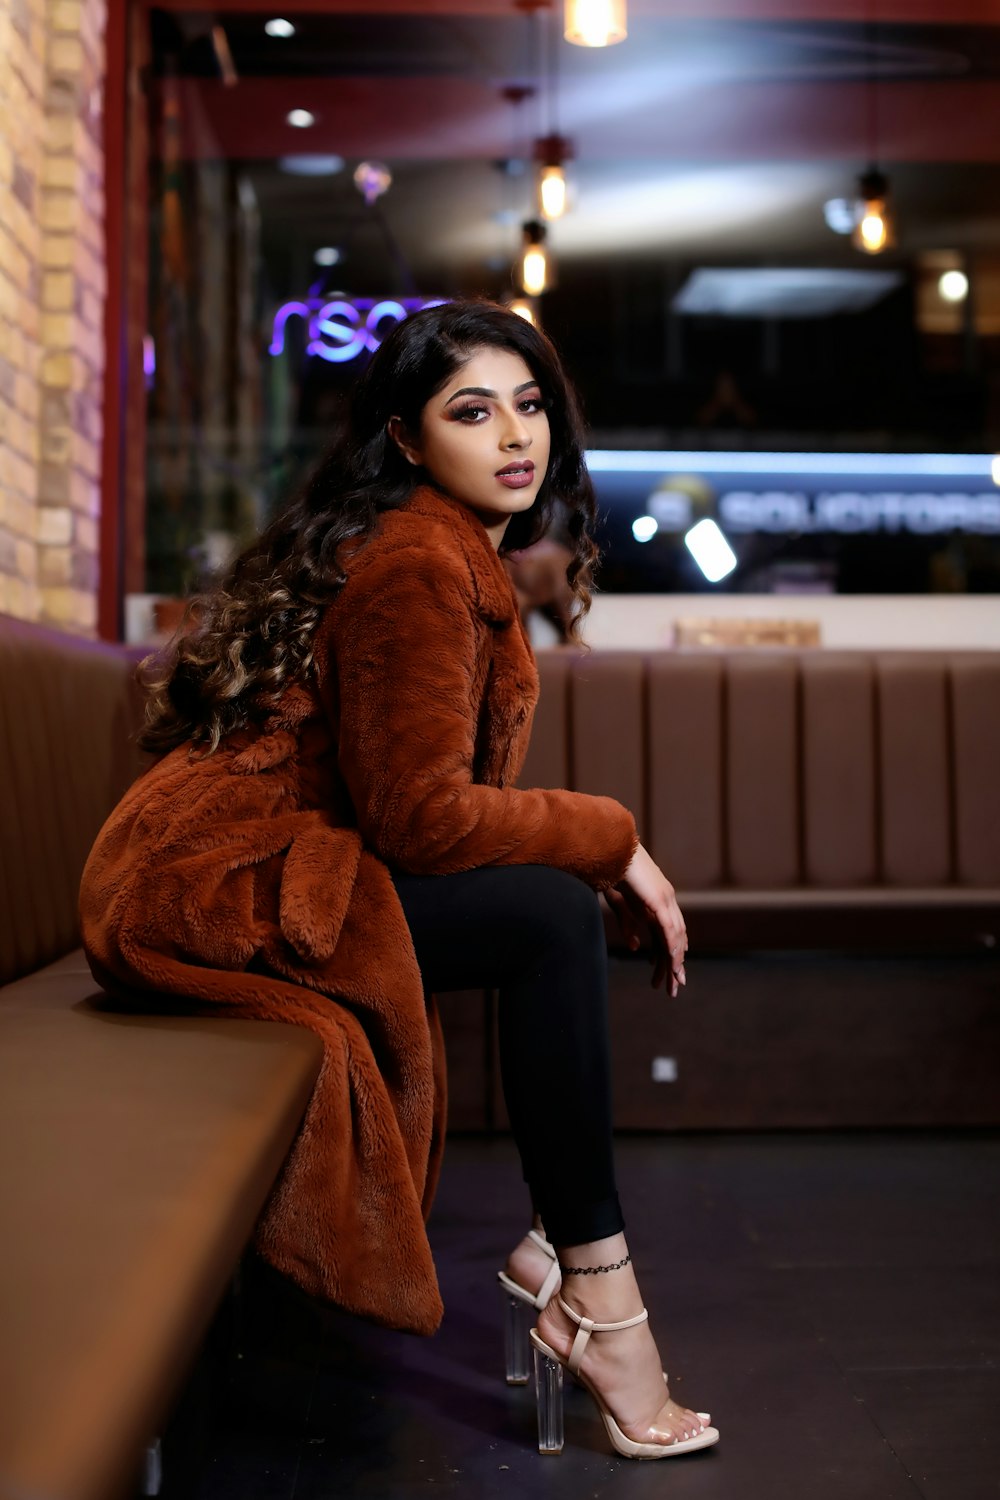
[557,1295,649,1377]
[527,1229,556,1260]
[526,1229,562,1307]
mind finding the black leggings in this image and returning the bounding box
[391,864,625,1247]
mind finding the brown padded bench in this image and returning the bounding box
[0,615,322,1500]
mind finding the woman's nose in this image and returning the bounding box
[501,410,531,448]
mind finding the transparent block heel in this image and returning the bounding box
[533,1344,565,1455]
[503,1288,532,1385]
[497,1228,562,1385]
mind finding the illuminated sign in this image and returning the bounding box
[269,296,447,363]
[587,453,1000,538]
[719,490,1000,535]
[648,487,1000,537]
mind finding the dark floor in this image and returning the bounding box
[157,1132,1000,1500]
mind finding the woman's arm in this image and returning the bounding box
[316,545,638,888]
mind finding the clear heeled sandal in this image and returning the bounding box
[497,1228,562,1384]
[529,1296,719,1460]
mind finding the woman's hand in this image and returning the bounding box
[604,842,688,995]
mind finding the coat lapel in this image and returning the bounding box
[403,485,540,789]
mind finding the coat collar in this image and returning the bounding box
[402,485,519,627]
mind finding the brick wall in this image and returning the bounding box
[0,0,106,632]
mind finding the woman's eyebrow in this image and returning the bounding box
[444,380,539,406]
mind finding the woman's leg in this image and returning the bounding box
[391,863,622,1244]
[391,864,709,1446]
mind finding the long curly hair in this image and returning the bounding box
[138,299,601,755]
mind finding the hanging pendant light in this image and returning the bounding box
[564,0,626,46]
[534,134,573,220]
[852,168,893,255]
[516,220,553,296]
[508,295,539,325]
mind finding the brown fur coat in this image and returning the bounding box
[79,486,638,1335]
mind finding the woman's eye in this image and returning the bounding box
[519,396,543,412]
[454,403,489,421]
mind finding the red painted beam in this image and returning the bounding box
[168,75,1000,163]
[152,0,1000,21]
[99,0,127,641]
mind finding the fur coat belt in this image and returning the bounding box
[79,486,638,1335]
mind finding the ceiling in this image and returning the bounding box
[147,4,1000,292]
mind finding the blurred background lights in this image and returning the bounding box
[856,206,890,254]
[632,515,659,543]
[684,519,738,582]
[286,109,315,128]
[508,297,537,325]
[313,247,341,266]
[538,165,568,220]
[852,170,893,256]
[264,18,295,37]
[565,0,628,47]
[938,269,969,302]
[991,455,1000,487]
[354,161,393,205]
[823,197,856,235]
[278,155,344,176]
[521,247,548,296]
[517,222,551,296]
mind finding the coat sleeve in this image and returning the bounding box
[317,545,639,889]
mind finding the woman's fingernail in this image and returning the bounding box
[630,935,640,951]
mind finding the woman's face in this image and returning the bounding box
[390,345,551,548]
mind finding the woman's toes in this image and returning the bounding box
[674,1407,704,1439]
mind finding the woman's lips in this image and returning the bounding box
[495,463,535,490]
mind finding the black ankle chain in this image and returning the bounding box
[558,1253,631,1275]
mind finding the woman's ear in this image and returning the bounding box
[388,415,421,467]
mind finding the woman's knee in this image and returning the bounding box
[512,866,606,956]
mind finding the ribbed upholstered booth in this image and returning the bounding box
[0,615,322,1500]
[443,647,1000,1133]
[520,647,1000,945]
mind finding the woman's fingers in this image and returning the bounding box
[615,845,689,991]
[606,887,644,952]
[654,898,687,992]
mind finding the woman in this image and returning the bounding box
[80,300,718,1461]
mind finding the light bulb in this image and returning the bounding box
[522,248,548,297]
[565,0,627,47]
[538,165,568,220]
[852,170,894,256]
[938,269,969,303]
[508,298,536,325]
[858,210,888,254]
[516,221,552,297]
[265,18,295,37]
[286,109,315,129]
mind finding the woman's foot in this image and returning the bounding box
[535,1236,709,1447]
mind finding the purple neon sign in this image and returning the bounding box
[269,295,447,363]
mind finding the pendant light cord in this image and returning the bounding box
[866,0,878,171]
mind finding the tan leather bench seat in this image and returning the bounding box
[0,951,322,1500]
